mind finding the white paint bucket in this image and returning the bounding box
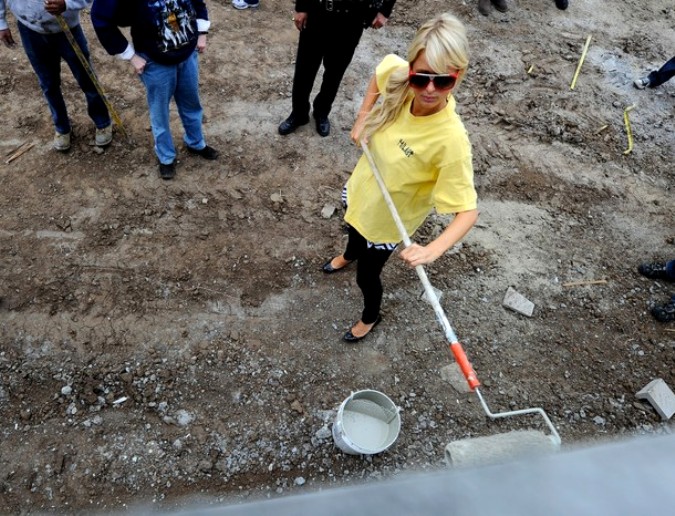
[332,390,401,455]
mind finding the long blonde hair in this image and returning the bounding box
[362,13,470,138]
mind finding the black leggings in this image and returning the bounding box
[343,226,395,324]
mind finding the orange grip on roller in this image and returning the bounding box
[450,342,480,390]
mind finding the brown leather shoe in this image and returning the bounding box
[491,0,508,12]
[478,0,491,15]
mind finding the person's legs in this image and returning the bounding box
[139,58,177,165]
[312,13,363,118]
[17,23,70,134]
[647,56,675,88]
[343,225,367,263]
[174,51,206,151]
[290,13,325,120]
[355,243,394,325]
[59,25,111,129]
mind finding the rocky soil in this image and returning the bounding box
[0,0,674,513]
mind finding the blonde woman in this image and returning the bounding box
[323,13,479,342]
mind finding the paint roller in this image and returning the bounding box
[359,140,561,468]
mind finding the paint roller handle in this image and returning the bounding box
[450,342,480,390]
[360,140,480,391]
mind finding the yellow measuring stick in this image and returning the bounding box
[55,14,128,140]
[623,105,635,155]
[570,35,592,90]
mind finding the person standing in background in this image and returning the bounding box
[278,0,396,138]
[91,0,218,180]
[0,0,112,152]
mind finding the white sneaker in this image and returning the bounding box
[232,0,259,9]
[633,76,651,89]
[53,131,71,152]
[95,125,113,146]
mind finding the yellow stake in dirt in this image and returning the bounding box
[54,15,128,140]
[623,105,635,155]
[570,35,592,90]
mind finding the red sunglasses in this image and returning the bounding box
[408,70,458,90]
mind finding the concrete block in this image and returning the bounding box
[503,287,535,317]
[636,379,675,421]
[420,286,443,305]
[321,204,336,219]
[440,363,473,393]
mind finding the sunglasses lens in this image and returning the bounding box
[433,76,455,89]
[409,74,430,89]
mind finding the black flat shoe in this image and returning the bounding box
[343,315,382,343]
[322,257,353,274]
[278,114,309,136]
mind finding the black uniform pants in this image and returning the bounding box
[343,225,395,325]
[291,9,365,119]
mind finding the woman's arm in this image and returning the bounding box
[350,74,380,143]
[399,209,478,267]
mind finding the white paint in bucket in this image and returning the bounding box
[332,390,401,455]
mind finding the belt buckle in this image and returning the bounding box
[326,0,334,11]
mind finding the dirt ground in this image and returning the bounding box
[1,0,674,512]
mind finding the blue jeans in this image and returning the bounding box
[138,51,205,165]
[17,22,111,135]
[648,56,675,88]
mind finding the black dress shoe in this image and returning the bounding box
[158,161,176,180]
[278,114,309,136]
[314,114,330,137]
[343,315,382,343]
[187,144,219,160]
[491,0,508,12]
[322,257,353,274]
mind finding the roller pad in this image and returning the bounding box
[445,430,559,468]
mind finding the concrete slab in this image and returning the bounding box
[503,286,535,317]
[440,363,473,393]
[636,379,675,421]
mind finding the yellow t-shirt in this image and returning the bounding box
[345,54,477,244]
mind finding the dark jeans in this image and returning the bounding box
[343,226,395,324]
[291,9,364,119]
[666,259,675,280]
[17,22,110,134]
[648,56,675,88]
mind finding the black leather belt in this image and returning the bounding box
[322,0,364,13]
